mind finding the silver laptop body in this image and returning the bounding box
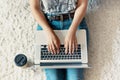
[34,29,89,68]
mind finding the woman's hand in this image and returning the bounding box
[64,31,77,54]
[63,0,88,54]
[47,31,60,54]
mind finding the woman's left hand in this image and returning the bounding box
[64,31,78,54]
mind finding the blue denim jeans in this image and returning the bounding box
[37,16,89,80]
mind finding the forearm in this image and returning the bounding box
[69,0,88,34]
[30,2,54,34]
[32,9,54,33]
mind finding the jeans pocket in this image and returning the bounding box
[50,20,61,30]
[79,18,88,29]
[62,19,72,30]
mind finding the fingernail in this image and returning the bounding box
[65,51,67,54]
[51,52,54,54]
[57,51,59,54]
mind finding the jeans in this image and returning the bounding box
[37,16,89,80]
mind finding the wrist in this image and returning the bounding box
[68,28,77,35]
[46,29,56,37]
[69,25,78,33]
[44,27,54,34]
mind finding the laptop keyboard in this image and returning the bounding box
[40,44,81,60]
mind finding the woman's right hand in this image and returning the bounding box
[47,31,60,54]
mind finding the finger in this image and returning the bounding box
[72,42,75,54]
[51,43,56,54]
[48,44,50,52]
[49,44,54,54]
[64,41,68,54]
[69,42,72,54]
[75,38,78,51]
[54,42,60,54]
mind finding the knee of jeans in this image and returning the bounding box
[67,68,84,80]
[44,69,58,80]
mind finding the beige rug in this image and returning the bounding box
[0,0,120,80]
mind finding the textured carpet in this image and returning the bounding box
[0,0,120,80]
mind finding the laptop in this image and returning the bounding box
[34,29,90,68]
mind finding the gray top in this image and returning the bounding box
[39,0,101,15]
[39,0,77,15]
